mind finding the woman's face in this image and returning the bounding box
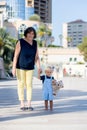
[26,31,34,40]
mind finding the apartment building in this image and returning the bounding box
[63,19,87,48]
[34,0,52,23]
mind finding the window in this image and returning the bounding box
[27,0,33,7]
[69,58,72,62]
[18,24,26,34]
[74,57,77,61]
[78,25,82,27]
[73,32,77,33]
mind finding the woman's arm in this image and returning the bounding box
[12,41,21,77]
[35,50,41,79]
[35,46,42,78]
[35,48,40,68]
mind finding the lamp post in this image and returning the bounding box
[59,34,63,46]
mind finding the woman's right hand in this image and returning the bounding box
[12,41,20,77]
[12,68,16,77]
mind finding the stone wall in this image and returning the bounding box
[0,58,6,79]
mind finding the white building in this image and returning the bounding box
[39,47,86,78]
[39,47,84,64]
[63,19,87,48]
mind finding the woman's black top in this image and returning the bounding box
[16,38,37,70]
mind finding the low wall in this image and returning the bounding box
[0,58,6,79]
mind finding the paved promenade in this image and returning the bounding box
[0,77,87,130]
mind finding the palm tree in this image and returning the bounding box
[0,28,17,73]
[78,37,87,61]
[59,34,63,46]
[66,36,72,47]
[37,23,52,47]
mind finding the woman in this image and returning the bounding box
[12,27,41,111]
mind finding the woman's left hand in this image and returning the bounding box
[38,68,42,74]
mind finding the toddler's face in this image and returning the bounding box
[45,69,52,77]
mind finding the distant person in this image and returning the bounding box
[38,66,55,111]
[52,66,58,80]
[63,68,67,76]
[12,27,41,111]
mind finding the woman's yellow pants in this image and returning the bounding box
[16,69,34,101]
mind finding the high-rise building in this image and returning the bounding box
[63,20,87,48]
[0,0,52,23]
[0,1,6,14]
[34,0,52,23]
[25,0,34,20]
[6,0,25,20]
[0,0,7,19]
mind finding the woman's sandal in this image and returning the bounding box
[20,107,26,111]
[26,107,33,111]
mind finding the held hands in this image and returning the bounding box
[38,68,42,74]
[37,68,42,79]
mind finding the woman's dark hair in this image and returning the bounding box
[24,27,36,39]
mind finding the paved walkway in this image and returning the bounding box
[0,77,87,130]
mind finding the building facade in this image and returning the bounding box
[0,0,7,20]
[34,0,52,23]
[39,47,84,64]
[3,20,40,38]
[63,19,87,48]
[25,0,34,20]
[6,0,25,20]
[0,0,52,23]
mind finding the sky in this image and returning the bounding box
[52,0,87,46]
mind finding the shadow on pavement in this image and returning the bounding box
[0,87,87,122]
[0,87,87,107]
[0,97,87,122]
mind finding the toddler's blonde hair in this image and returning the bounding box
[45,66,52,72]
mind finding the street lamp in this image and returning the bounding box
[59,34,63,46]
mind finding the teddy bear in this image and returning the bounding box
[52,80,64,96]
